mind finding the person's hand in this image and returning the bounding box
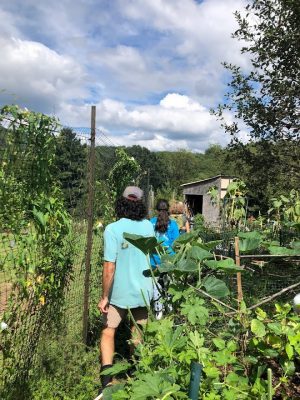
[98,297,109,313]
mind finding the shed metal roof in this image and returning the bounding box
[180,174,235,187]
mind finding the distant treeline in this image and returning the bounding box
[1,125,299,215]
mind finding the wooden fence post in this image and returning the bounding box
[235,236,243,303]
[82,105,96,344]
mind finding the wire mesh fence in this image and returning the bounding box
[0,107,106,398]
[201,226,300,307]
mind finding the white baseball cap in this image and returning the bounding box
[123,186,143,201]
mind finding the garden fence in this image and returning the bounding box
[202,227,300,307]
[0,107,108,398]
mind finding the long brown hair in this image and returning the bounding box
[155,199,170,233]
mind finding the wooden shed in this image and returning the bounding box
[181,175,235,225]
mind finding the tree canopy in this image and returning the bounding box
[215,0,300,209]
[216,0,300,142]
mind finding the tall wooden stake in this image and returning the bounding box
[235,236,243,303]
[83,105,96,345]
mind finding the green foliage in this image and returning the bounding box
[193,213,205,230]
[0,105,60,232]
[269,189,300,226]
[214,0,300,210]
[0,106,76,397]
[0,169,26,231]
[95,148,142,224]
[123,233,161,255]
[238,231,263,252]
[54,127,87,213]
[29,335,98,400]
[0,194,74,394]
[207,186,219,207]
[216,0,300,141]
[109,148,141,198]
[222,179,248,228]
[114,231,300,399]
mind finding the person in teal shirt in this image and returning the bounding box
[97,186,154,397]
[150,199,180,319]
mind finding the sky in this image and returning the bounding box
[0,0,249,152]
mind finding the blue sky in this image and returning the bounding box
[0,0,248,152]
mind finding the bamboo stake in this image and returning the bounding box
[235,236,243,303]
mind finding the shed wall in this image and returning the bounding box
[183,177,221,224]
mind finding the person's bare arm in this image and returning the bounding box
[185,220,190,233]
[98,261,116,313]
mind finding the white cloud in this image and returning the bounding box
[93,93,217,136]
[61,93,228,152]
[58,92,236,152]
[117,132,190,152]
[0,37,87,113]
[0,0,250,152]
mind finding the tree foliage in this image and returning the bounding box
[215,0,300,209]
[216,0,300,141]
[54,128,87,212]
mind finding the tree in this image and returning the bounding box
[126,145,166,191]
[54,128,87,212]
[215,0,300,208]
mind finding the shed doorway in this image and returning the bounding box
[186,194,203,216]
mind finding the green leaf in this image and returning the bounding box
[281,360,295,376]
[103,384,126,400]
[255,308,267,321]
[189,330,204,349]
[203,366,220,379]
[238,231,262,252]
[123,233,159,255]
[130,373,180,399]
[158,254,176,273]
[269,246,299,256]
[204,258,243,273]
[213,338,226,350]
[227,340,237,352]
[189,246,213,262]
[202,276,230,298]
[174,230,198,244]
[263,349,279,357]
[285,343,294,360]
[181,299,209,326]
[100,362,131,376]
[291,241,300,250]
[267,322,282,335]
[251,319,266,338]
[196,240,222,251]
[176,258,198,272]
[214,349,236,366]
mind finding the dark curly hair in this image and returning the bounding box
[115,197,147,221]
[155,199,170,233]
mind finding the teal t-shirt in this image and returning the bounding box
[104,218,155,309]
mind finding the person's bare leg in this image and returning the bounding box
[100,327,116,366]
